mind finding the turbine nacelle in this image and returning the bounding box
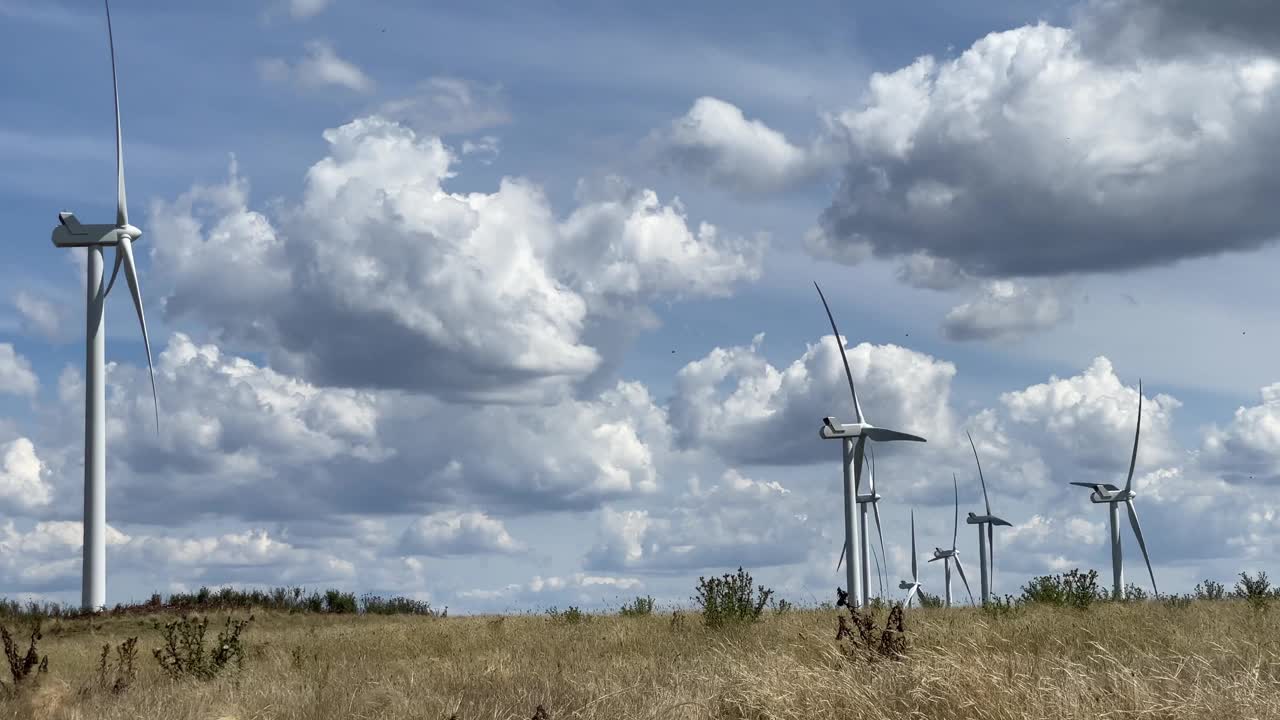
[819,417,927,443]
[930,548,955,560]
[51,212,142,248]
[966,512,1012,526]
[855,492,882,504]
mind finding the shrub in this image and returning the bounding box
[772,598,794,616]
[95,637,138,694]
[694,567,773,628]
[1123,583,1149,602]
[916,591,943,609]
[1234,571,1272,611]
[546,606,587,625]
[0,619,48,695]
[619,595,655,617]
[324,590,358,614]
[981,594,1020,619]
[1019,568,1104,609]
[359,594,442,616]
[1194,579,1226,601]
[836,604,908,663]
[152,614,253,680]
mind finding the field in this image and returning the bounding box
[2,598,1280,720]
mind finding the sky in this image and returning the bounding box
[3,0,1280,613]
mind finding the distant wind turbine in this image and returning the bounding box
[49,0,160,611]
[898,509,924,607]
[1069,379,1158,600]
[815,281,927,609]
[928,474,974,607]
[965,431,1012,605]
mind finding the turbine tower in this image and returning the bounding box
[928,474,974,608]
[1069,379,1158,600]
[815,282,927,609]
[837,443,889,605]
[49,0,159,612]
[898,509,924,607]
[964,431,1012,605]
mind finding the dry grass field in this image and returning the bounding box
[2,598,1280,720]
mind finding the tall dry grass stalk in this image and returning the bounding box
[2,600,1279,719]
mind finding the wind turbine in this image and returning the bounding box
[49,0,160,612]
[928,474,974,607]
[815,281,927,609]
[898,509,924,607]
[837,443,889,602]
[965,431,1012,605]
[1069,379,1157,600]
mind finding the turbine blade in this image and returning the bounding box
[814,281,863,424]
[968,430,992,515]
[905,583,919,608]
[870,532,885,598]
[862,427,927,443]
[117,238,158,433]
[953,554,975,605]
[910,509,918,581]
[837,541,845,572]
[873,499,888,596]
[867,442,875,494]
[103,248,124,297]
[105,0,127,227]
[1125,379,1142,494]
[1125,499,1158,596]
[952,473,959,551]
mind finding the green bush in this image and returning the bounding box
[693,567,773,628]
[546,606,587,625]
[1019,568,1105,609]
[152,614,252,680]
[619,595,655,617]
[1234,571,1273,611]
[1194,579,1226,601]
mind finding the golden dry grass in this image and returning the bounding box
[2,600,1280,719]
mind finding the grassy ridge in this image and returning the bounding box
[1,599,1278,719]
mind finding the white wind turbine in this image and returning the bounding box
[815,282,927,609]
[898,509,924,607]
[1069,379,1158,600]
[965,431,1012,605]
[928,474,974,607]
[49,0,160,612]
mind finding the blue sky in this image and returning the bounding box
[3,0,1280,611]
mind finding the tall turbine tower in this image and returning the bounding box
[1069,379,1158,600]
[837,443,888,605]
[49,0,160,611]
[814,282,927,609]
[928,475,974,608]
[965,431,1012,605]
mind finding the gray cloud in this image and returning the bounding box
[816,20,1280,278]
[942,279,1074,341]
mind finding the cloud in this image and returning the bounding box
[258,40,373,93]
[149,119,762,402]
[1075,0,1280,61]
[11,292,64,341]
[288,0,330,19]
[36,331,674,525]
[941,280,1074,341]
[398,511,524,556]
[653,97,839,194]
[895,252,971,291]
[1202,382,1280,482]
[583,469,816,573]
[668,333,956,465]
[376,77,511,136]
[817,19,1280,278]
[0,344,38,396]
[0,438,52,511]
[999,356,1182,472]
